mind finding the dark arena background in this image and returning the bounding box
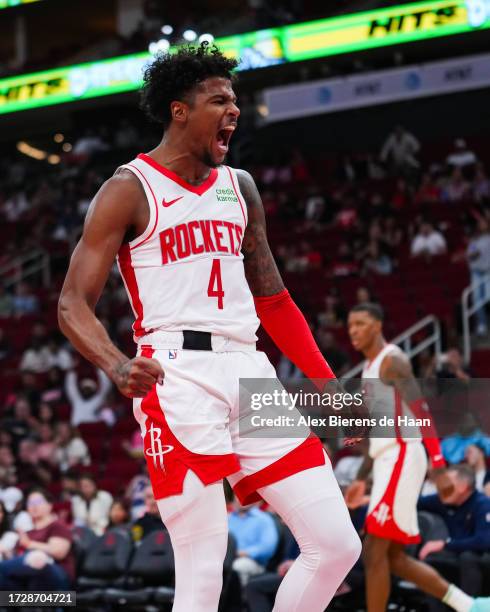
[1,0,490,611]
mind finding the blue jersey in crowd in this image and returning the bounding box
[228,507,279,566]
[418,491,490,553]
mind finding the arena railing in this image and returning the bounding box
[342,315,442,379]
[461,274,490,365]
[0,248,51,289]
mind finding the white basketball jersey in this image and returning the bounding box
[362,344,420,458]
[116,153,259,344]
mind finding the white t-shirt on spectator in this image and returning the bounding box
[65,369,112,426]
[447,150,477,168]
[411,232,447,257]
[72,490,113,535]
[55,438,91,472]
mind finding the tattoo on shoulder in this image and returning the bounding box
[237,170,285,297]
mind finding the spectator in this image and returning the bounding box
[59,470,79,503]
[36,425,56,464]
[436,348,471,382]
[2,397,37,448]
[0,447,17,487]
[362,240,393,276]
[418,465,490,596]
[34,402,58,431]
[71,473,113,536]
[334,453,365,491]
[380,125,420,177]
[473,164,490,204]
[121,430,144,460]
[0,284,13,317]
[108,498,131,530]
[277,355,302,382]
[125,467,150,521]
[442,413,490,464]
[131,486,163,542]
[16,438,53,487]
[71,128,109,159]
[415,172,441,205]
[464,444,490,493]
[442,167,470,203]
[304,186,325,223]
[317,330,350,375]
[228,500,279,586]
[42,367,65,405]
[53,422,90,472]
[317,290,346,328]
[12,282,39,316]
[0,488,75,590]
[65,367,112,426]
[467,218,490,336]
[356,287,377,306]
[19,338,50,374]
[43,334,73,371]
[245,527,299,612]
[411,222,447,257]
[0,501,17,560]
[446,138,477,170]
[331,243,359,277]
[382,216,403,250]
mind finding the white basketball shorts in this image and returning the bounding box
[133,334,326,504]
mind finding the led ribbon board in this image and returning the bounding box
[0,0,42,8]
[1,0,489,115]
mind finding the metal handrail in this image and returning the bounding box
[0,249,51,288]
[343,314,442,379]
[462,273,490,365]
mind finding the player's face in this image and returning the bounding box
[348,311,381,353]
[186,77,240,167]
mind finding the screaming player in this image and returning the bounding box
[59,44,361,612]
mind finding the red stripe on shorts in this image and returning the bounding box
[232,434,325,506]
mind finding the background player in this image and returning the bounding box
[58,44,361,612]
[346,302,490,612]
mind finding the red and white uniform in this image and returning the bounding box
[362,344,427,544]
[116,154,325,503]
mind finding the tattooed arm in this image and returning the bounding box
[237,169,285,296]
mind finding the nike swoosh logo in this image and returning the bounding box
[162,196,184,208]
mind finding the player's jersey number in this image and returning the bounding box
[208,259,224,309]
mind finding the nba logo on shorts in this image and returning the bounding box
[169,350,177,359]
[145,423,174,470]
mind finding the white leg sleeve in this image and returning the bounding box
[157,470,228,612]
[258,459,362,612]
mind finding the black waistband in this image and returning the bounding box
[182,330,212,351]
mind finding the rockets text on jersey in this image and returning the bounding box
[116,153,260,344]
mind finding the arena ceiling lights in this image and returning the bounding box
[1,0,489,115]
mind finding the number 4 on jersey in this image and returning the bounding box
[208,259,224,309]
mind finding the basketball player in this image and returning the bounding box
[346,303,490,612]
[58,44,362,612]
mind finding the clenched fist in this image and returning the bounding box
[113,357,165,398]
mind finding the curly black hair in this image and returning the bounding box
[140,42,238,128]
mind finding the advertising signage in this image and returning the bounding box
[0,0,488,115]
[0,0,42,9]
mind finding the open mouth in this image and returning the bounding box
[215,126,235,154]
